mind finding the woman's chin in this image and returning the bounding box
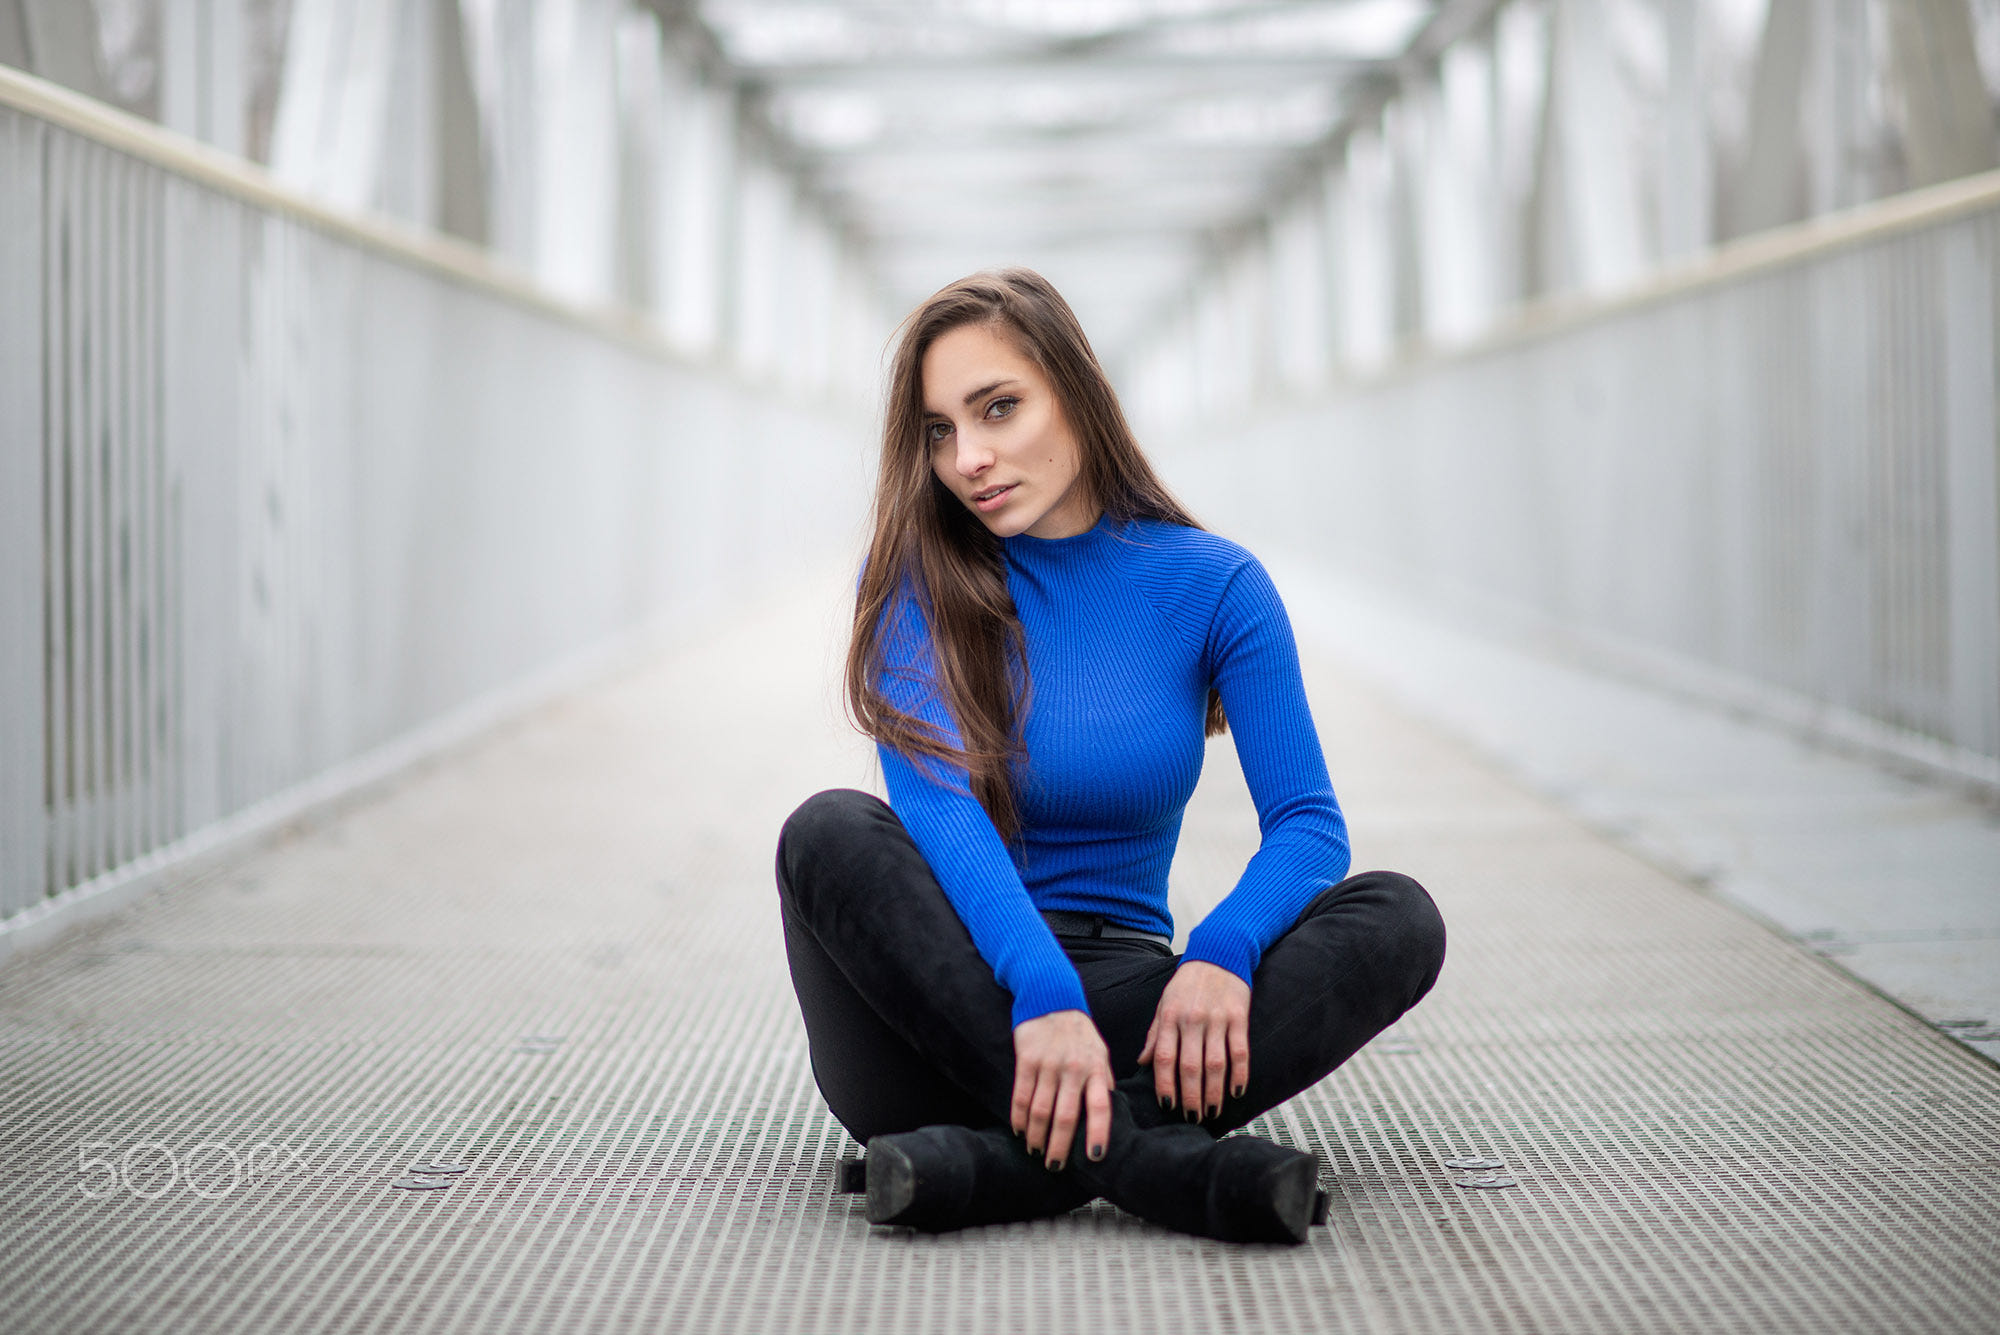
[971,508,1032,539]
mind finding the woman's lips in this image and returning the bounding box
[972,483,1017,512]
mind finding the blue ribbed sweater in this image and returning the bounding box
[877,515,1351,1026]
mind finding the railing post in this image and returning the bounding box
[0,107,47,914]
[1943,225,2000,758]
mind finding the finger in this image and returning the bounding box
[1203,1018,1229,1119]
[1026,1069,1058,1157]
[1137,1018,1158,1068]
[1178,1023,1205,1118]
[1010,1056,1036,1137]
[1046,1072,1081,1170]
[1228,1012,1251,1102]
[1150,1022,1180,1109]
[1085,1071,1112,1162]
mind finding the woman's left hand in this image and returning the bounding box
[1138,960,1251,1120]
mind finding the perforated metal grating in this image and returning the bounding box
[2,590,1996,1333]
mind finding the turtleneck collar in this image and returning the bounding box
[1002,511,1115,558]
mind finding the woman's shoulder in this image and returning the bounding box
[1114,516,1260,577]
[1100,517,1270,645]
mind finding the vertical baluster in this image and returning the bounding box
[123,152,145,867]
[254,212,274,806]
[144,169,167,855]
[107,148,130,872]
[130,156,151,861]
[44,133,69,899]
[82,140,107,884]
[277,219,295,794]
[1883,240,1903,723]
[159,178,182,849]
[1,110,50,916]
[1897,239,1919,724]
[235,213,256,813]
[63,137,91,890]
[130,155,155,864]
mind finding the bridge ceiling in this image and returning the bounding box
[695,0,1452,354]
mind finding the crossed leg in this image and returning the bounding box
[774,788,1446,1234]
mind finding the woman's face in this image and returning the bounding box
[921,322,1097,540]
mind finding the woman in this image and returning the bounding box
[775,268,1445,1244]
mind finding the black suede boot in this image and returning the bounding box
[862,1124,1094,1231]
[1074,1095,1321,1245]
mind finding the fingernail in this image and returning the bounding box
[1089,1144,1105,1161]
[1046,1158,1063,1173]
[1159,1095,1173,1111]
[1184,1109,1198,1123]
[1206,1104,1219,1120]
[1028,1144,1042,1159]
[1231,1085,1245,1099]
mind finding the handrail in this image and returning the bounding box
[0,62,725,377]
[1328,170,2000,396]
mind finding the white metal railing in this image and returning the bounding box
[1161,171,2000,791]
[0,70,870,932]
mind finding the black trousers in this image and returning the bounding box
[775,788,1446,1143]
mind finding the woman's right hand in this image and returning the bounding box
[1011,1009,1113,1171]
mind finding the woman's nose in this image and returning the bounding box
[953,438,994,477]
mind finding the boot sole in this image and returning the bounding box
[864,1141,918,1225]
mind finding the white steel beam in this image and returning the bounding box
[433,0,488,245]
[1733,0,1810,237]
[376,0,441,229]
[1657,0,1711,260]
[1270,195,1329,390]
[0,0,26,70]
[731,158,787,378]
[616,7,671,315]
[161,0,246,156]
[532,0,622,304]
[663,76,735,354]
[1334,123,1395,369]
[1884,0,2000,189]
[1547,0,1644,293]
[745,54,1387,88]
[269,0,401,213]
[16,0,107,101]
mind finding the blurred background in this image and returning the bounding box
[1,0,1996,1034]
[11,1,2000,392]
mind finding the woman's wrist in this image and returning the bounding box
[1009,970,1092,1026]
[1178,936,1256,991]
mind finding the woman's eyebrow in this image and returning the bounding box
[962,379,1018,407]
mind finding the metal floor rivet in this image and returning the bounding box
[1453,1172,1520,1189]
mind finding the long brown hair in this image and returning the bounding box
[846,267,1225,838]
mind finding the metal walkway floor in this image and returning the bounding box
[2,582,1996,1334]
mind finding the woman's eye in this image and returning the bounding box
[926,421,952,444]
[986,397,1018,420]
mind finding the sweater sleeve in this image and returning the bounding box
[1180,557,1351,984]
[874,586,1092,1026]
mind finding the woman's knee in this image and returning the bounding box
[1380,871,1447,994]
[1341,870,1447,992]
[777,789,887,883]
[780,787,881,846]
